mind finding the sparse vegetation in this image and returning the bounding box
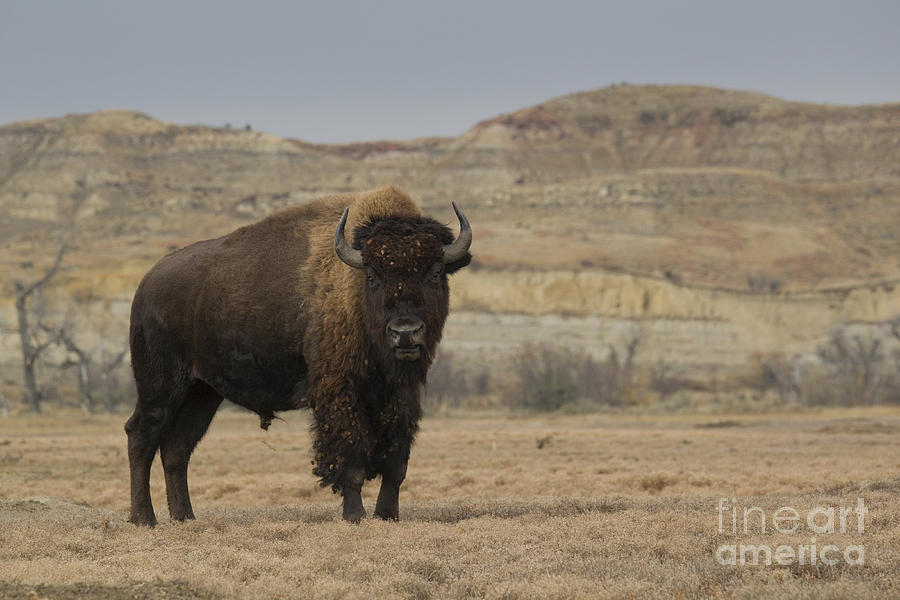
[815,329,895,406]
[535,434,553,449]
[512,342,579,411]
[758,323,900,408]
[423,320,900,414]
[747,273,783,293]
[508,330,645,412]
[11,316,899,418]
[423,351,469,413]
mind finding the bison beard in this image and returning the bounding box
[124,187,471,525]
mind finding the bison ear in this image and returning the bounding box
[444,252,471,275]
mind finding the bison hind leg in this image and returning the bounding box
[127,323,194,526]
[159,380,223,521]
[125,409,164,527]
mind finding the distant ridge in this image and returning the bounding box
[1,84,898,286]
[1,84,899,390]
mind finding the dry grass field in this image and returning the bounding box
[1,407,899,599]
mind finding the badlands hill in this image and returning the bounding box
[1,85,899,390]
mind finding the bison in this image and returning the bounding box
[125,186,471,525]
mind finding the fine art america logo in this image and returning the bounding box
[716,498,867,566]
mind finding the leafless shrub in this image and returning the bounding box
[760,352,802,405]
[648,360,680,403]
[891,318,900,398]
[510,329,644,411]
[816,329,887,406]
[469,369,493,396]
[424,351,469,412]
[582,328,643,408]
[512,343,579,411]
[751,323,900,408]
[753,326,898,407]
[747,273,782,293]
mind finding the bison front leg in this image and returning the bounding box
[374,450,408,521]
[311,391,374,523]
[340,466,367,523]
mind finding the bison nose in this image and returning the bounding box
[387,318,425,348]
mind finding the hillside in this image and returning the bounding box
[1,85,899,393]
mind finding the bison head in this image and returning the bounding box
[334,204,471,378]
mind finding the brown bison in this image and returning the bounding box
[125,186,471,525]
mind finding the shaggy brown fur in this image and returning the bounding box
[125,186,471,525]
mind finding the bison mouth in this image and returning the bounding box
[387,317,425,362]
[394,345,422,361]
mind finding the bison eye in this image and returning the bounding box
[426,263,443,284]
[365,268,381,289]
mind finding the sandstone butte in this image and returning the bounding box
[1,84,899,393]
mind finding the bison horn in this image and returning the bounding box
[442,202,472,264]
[334,208,364,269]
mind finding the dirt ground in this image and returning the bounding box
[1,407,899,599]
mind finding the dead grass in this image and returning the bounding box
[1,407,899,599]
[694,419,745,429]
[816,420,899,435]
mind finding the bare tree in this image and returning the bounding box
[12,243,67,413]
[99,346,129,412]
[36,321,130,414]
[56,328,94,414]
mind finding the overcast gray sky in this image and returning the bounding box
[2,0,899,143]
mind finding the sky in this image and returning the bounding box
[2,0,899,143]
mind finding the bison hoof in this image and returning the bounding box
[342,507,367,524]
[128,514,158,528]
[373,510,399,522]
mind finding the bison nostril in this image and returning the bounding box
[387,319,425,347]
[389,323,423,336]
